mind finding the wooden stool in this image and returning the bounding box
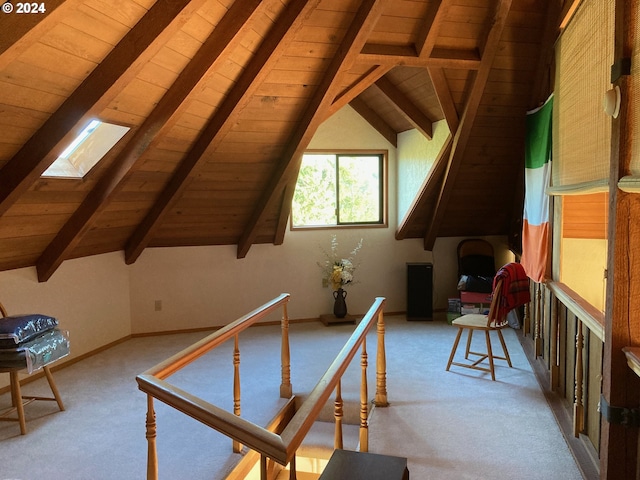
[319,449,409,480]
[0,365,65,435]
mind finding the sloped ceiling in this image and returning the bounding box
[0,0,560,281]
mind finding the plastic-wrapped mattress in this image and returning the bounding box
[0,313,58,348]
[0,329,70,373]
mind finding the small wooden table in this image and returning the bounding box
[318,449,409,479]
[320,314,357,326]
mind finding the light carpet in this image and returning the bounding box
[0,315,584,479]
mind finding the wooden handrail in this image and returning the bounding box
[623,347,640,378]
[144,293,290,380]
[279,297,386,462]
[546,281,605,341]
[137,293,292,479]
[137,294,387,479]
[137,374,287,457]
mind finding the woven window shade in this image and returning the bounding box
[620,2,640,191]
[551,0,615,195]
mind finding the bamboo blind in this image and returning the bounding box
[551,0,615,195]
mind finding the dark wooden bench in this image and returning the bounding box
[318,449,409,480]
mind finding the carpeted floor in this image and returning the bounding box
[0,315,584,479]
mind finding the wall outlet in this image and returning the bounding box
[154,300,162,311]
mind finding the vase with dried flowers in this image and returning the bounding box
[318,236,363,318]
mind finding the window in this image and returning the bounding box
[42,120,130,178]
[291,152,385,228]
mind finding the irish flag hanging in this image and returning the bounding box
[521,94,553,283]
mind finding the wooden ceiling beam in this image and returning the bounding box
[528,0,563,108]
[237,0,389,259]
[328,65,393,117]
[124,0,321,265]
[423,0,513,250]
[361,43,417,57]
[374,76,433,139]
[36,0,264,281]
[273,186,291,246]
[349,97,397,147]
[431,47,481,65]
[415,0,451,59]
[358,44,481,69]
[0,0,204,218]
[428,67,459,133]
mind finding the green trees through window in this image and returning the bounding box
[292,152,384,227]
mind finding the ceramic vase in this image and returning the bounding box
[333,287,347,318]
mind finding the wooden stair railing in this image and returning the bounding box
[526,280,604,478]
[137,293,293,480]
[543,281,604,437]
[136,294,388,480]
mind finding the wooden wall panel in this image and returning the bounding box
[83,0,151,28]
[40,23,114,63]
[63,7,129,45]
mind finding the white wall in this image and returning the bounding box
[128,233,513,334]
[0,252,131,389]
[397,120,450,221]
[129,235,432,333]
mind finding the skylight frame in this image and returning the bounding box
[42,120,130,179]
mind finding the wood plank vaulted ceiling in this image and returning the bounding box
[0,0,558,282]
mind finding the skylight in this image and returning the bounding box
[42,120,130,178]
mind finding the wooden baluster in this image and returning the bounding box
[550,293,560,391]
[523,285,531,336]
[281,303,292,398]
[334,380,344,450]
[535,283,543,357]
[573,320,584,437]
[374,309,389,407]
[233,335,242,453]
[289,454,297,480]
[260,454,267,480]
[146,395,158,480]
[359,337,369,452]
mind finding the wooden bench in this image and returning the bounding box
[318,449,409,480]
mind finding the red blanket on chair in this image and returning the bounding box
[493,263,530,321]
